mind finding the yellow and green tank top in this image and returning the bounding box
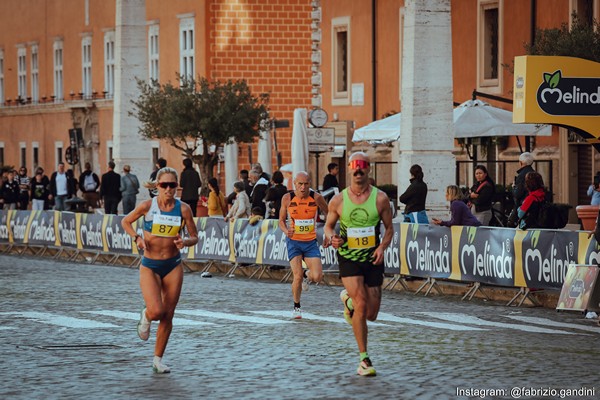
[338,187,381,262]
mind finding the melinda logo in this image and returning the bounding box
[537,70,600,115]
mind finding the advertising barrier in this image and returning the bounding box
[1,210,597,291]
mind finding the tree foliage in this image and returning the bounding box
[525,13,600,62]
[131,76,269,192]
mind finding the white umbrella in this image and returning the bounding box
[257,129,273,176]
[224,141,238,195]
[453,99,551,138]
[352,112,401,145]
[291,108,309,177]
[352,100,551,144]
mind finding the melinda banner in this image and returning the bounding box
[0,210,591,290]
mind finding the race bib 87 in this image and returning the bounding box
[151,214,182,237]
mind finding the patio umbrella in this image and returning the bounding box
[453,99,551,138]
[257,129,273,176]
[224,141,238,195]
[352,100,551,144]
[291,108,309,177]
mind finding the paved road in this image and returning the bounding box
[1,255,599,400]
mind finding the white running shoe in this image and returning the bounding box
[302,278,310,292]
[137,307,151,341]
[340,289,354,325]
[292,307,302,319]
[153,360,171,374]
[357,358,376,376]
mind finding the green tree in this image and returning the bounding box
[131,76,269,193]
[525,13,600,62]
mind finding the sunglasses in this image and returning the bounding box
[158,182,177,189]
[348,159,369,170]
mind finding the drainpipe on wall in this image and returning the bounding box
[526,0,536,152]
[372,0,377,121]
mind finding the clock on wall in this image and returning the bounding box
[309,108,328,128]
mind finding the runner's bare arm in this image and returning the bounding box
[324,193,343,248]
[315,193,329,215]
[278,193,291,234]
[180,202,198,247]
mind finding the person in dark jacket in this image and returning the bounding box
[322,163,339,192]
[100,161,122,214]
[432,185,481,227]
[399,164,428,223]
[249,169,269,217]
[508,152,535,227]
[1,170,20,210]
[179,158,202,217]
[30,170,50,211]
[517,172,546,230]
[49,162,74,211]
[264,170,289,219]
[149,158,167,198]
[469,164,495,226]
[79,162,101,209]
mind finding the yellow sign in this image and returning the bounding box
[513,55,600,138]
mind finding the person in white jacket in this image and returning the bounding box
[225,181,251,221]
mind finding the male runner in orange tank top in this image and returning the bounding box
[279,171,330,319]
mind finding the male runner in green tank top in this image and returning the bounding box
[324,151,394,376]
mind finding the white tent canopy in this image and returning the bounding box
[352,99,552,144]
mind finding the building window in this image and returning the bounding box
[332,17,350,106]
[0,49,4,107]
[32,142,39,170]
[570,0,600,27]
[31,45,39,103]
[477,0,503,92]
[149,24,160,82]
[20,142,27,168]
[53,40,63,101]
[82,36,92,99]
[107,140,114,163]
[104,31,115,99]
[17,47,27,101]
[152,145,159,166]
[179,17,195,82]
[55,142,63,165]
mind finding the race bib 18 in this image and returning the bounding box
[347,226,376,249]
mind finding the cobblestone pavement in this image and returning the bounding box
[1,254,599,400]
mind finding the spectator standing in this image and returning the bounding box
[34,167,50,209]
[205,177,227,217]
[252,162,271,182]
[79,162,101,210]
[432,185,481,227]
[30,170,49,211]
[120,165,140,215]
[225,181,251,221]
[100,161,122,214]
[239,169,253,197]
[49,162,71,211]
[517,172,546,230]
[264,170,288,219]
[149,158,167,198]
[322,162,340,192]
[16,167,31,210]
[587,174,600,206]
[1,170,20,210]
[399,164,428,223]
[508,152,535,226]
[179,158,202,217]
[249,169,269,217]
[469,165,495,226]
